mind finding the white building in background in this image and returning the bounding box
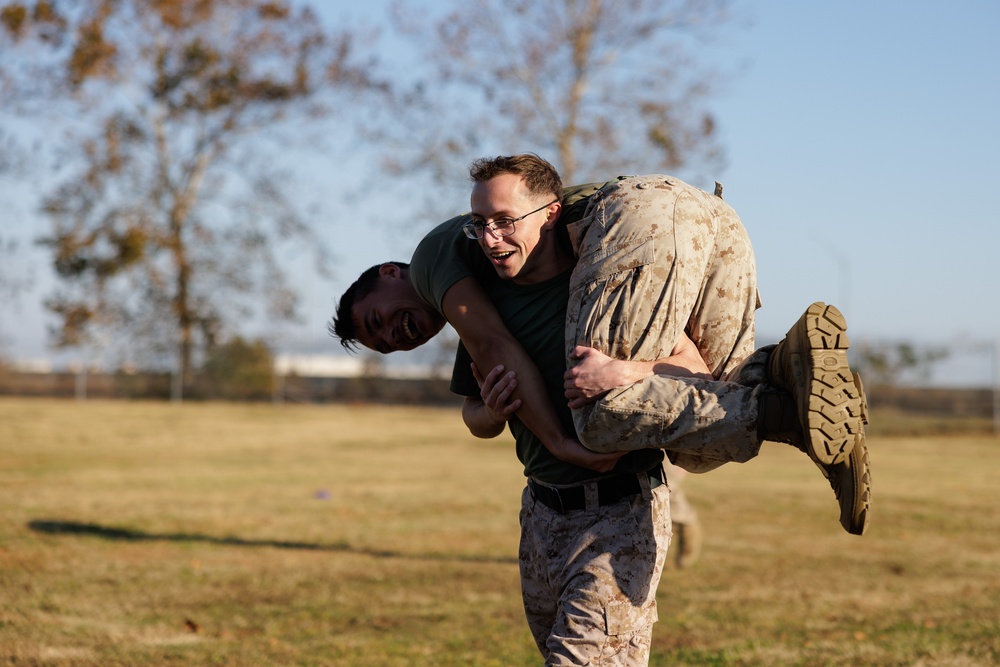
[270,353,444,405]
[8,358,54,373]
[272,354,436,380]
[273,354,364,378]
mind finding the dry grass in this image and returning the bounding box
[0,397,998,666]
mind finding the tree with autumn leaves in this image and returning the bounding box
[1,0,734,393]
[383,0,733,187]
[0,0,382,393]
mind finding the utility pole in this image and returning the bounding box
[811,235,850,317]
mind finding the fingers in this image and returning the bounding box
[475,363,509,390]
[572,447,627,473]
[566,393,603,409]
[487,373,519,413]
[476,364,520,418]
[483,363,506,386]
[590,451,627,473]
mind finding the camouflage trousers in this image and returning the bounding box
[565,175,767,472]
[519,478,671,666]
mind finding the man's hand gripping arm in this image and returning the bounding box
[563,334,713,409]
[444,277,623,473]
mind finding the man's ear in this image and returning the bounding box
[379,263,402,279]
[542,201,562,229]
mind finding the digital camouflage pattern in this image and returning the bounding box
[519,480,671,666]
[565,175,768,472]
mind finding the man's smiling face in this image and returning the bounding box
[470,173,563,285]
[351,264,446,353]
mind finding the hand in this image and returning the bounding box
[548,434,626,473]
[564,346,634,409]
[472,362,522,424]
[563,335,713,410]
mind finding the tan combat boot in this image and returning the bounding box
[758,379,871,536]
[767,302,864,466]
[814,372,871,535]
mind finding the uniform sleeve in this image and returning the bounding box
[560,180,624,224]
[409,213,493,314]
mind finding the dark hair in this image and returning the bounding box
[329,262,409,352]
[468,153,563,201]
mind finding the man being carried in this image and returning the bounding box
[332,154,870,665]
[332,156,868,528]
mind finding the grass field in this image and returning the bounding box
[1,397,998,666]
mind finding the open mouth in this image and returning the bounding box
[490,251,514,262]
[401,312,419,341]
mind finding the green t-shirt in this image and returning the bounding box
[448,270,663,485]
[411,177,659,484]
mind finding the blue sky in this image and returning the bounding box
[2,0,999,386]
[704,1,1000,385]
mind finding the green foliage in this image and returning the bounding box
[196,336,273,400]
[857,341,950,386]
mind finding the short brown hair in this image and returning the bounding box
[329,262,408,352]
[468,154,563,201]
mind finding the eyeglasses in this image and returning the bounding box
[462,200,559,240]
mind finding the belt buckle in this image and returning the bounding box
[531,479,567,514]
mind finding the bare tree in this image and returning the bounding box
[856,341,950,387]
[0,0,383,391]
[383,0,734,188]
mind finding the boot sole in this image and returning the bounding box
[793,303,864,466]
[840,372,871,535]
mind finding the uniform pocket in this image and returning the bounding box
[568,239,656,359]
[604,599,658,636]
[571,236,655,288]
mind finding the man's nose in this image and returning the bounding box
[482,231,503,248]
[381,322,397,347]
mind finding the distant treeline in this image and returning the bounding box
[0,370,459,406]
[0,369,994,418]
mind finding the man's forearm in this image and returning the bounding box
[461,397,506,439]
[442,277,571,450]
[564,340,713,409]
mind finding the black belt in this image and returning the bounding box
[528,466,665,514]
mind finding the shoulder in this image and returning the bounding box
[410,213,495,312]
[561,178,631,223]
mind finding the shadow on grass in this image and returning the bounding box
[27,519,517,565]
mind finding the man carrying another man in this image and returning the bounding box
[331,154,870,665]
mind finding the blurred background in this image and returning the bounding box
[1,0,997,425]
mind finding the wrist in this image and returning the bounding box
[544,432,575,456]
[623,359,654,384]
